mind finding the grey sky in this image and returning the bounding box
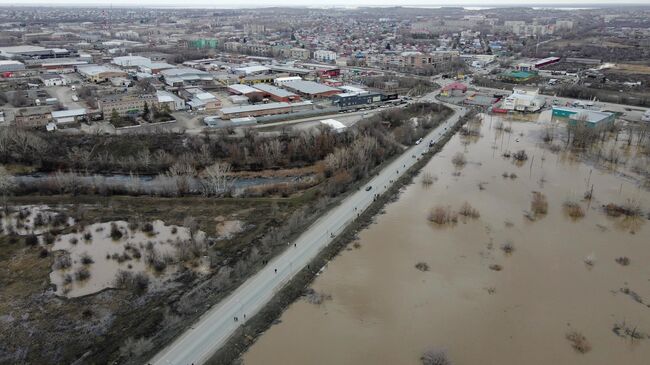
[0,0,648,7]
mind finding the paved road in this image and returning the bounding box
[150,98,466,365]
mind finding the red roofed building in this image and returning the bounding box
[440,82,468,97]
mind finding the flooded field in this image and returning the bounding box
[49,220,204,297]
[243,113,650,365]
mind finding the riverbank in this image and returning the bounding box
[205,110,473,365]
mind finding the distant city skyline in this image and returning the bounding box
[0,0,649,8]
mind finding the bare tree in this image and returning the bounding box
[0,165,15,208]
[201,162,231,196]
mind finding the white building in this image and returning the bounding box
[41,74,68,87]
[314,50,338,63]
[274,76,302,86]
[501,87,545,112]
[157,90,186,111]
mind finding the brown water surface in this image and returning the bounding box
[243,113,650,365]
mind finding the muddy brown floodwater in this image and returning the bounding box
[243,113,650,365]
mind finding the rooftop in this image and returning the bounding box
[253,83,298,98]
[228,84,260,95]
[283,80,340,95]
[221,102,291,115]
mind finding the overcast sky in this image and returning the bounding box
[0,0,648,8]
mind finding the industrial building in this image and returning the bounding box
[77,65,128,83]
[552,106,615,129]
[160,67,213,86]
[274,76,302,86]
[227,84,264,99]
[51,109,89,124]
[220,101,314,119]
[0,45,75,60]
[0,60,25,73]
[99,94,158,116]
[233,65,270,76]
[156,90,186,111]
[13,107,53,128]
[331,92,382,108]
[40,74,68,86]
[253,83,301,102]
[282,80,341,99]
[500,87,545,112]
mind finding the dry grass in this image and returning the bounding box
[563,200,585,219]
[566,330,591,354]
[458,202,480,218]
[422,172,436,186]
[604,200,642,218]
[428,206,458,225]
[531,192,548,216]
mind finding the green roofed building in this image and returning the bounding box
[552,106,615,129]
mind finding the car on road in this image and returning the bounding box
[415,138,423,145]
[365,186,372,191]
[71,95,79,102]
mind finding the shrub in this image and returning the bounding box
[110,223,123,240]
[303,288,332,305]
[75,267,91,281]
[39,248,49,258]
[584,254,595,267]
[80,252,94,265]
[428,206,458,225]
[43,232,55,245]
[564,201,585,219]
[451,153,466,167]
[69,237,78,245]
[513,150,528,161]
[489,264,502,271]
[615,257,630,266]
[54,254,72,270]
[604,200,642,217]
[422,172,436,186]
[458,202,480,218]
[566,331,591,353]
[24,234,38,246]
[142,222,155,234]
[531,192,548,216]
[500,241,514,254]
[421,348,451,365]
[415,262,430,271]
[119,337,154,358]
[83,232,92,241]
[114,270,150,294]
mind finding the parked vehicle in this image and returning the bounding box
[365,186,372,191]
[415,138,423,145]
